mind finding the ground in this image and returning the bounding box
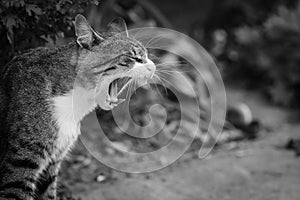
[59,87,300,200]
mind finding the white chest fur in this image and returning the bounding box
[51,87,97,154]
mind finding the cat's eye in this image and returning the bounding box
[132,48,137,56]
[104,66,116,72]
[127,54,144,63]
[134,57,144,63]
[119,56,133,66]
[119,62,128,66]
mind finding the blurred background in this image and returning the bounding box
[2,0,300,107]
[1,0,300,200]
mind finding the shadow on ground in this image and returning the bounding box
[59,88,300,200]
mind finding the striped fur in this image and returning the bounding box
[0,15,154,200]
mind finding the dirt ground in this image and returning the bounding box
[60,88,300,200]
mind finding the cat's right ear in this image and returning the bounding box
[74,14,104,48]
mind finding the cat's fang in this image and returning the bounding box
[107,77,132,106]
[116,98,125,104]
[109,80,118,101]
[117,79,132,96]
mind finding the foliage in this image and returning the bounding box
[0,0,99,66]
[205,0,300,107]
[262,4,300,106]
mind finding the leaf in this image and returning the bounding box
[25,4,42,16]
[14,0,25,7]
[6,31,14,45]
[5,15,17,30]
[269,82,293,106]
[91,0,100,5]
[4,15,18,45]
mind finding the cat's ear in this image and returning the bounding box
[74,14,104,48]
[107,18,129,37]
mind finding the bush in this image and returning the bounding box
[209,0,300,107]
[0,0,99,66]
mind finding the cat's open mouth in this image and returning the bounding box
[106,76,132,107]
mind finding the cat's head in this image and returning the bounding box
[73,14,155,110]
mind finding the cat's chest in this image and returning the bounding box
[53,112,80,154]
[51,87,96,156]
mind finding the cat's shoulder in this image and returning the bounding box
[2,43,75,80]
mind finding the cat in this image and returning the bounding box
[0,14,155,200]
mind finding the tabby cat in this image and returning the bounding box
[0,14,155,200]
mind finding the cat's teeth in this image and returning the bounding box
[110,97,118,103]
[117,79,132,96]
[110,80,118,100]
[106,94,118,103]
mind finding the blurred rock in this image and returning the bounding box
[95,174,107,183]
[285,138,300,157]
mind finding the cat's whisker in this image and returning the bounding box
[158,73,194,96]
[156,66,188,72]
[132,29,145,40]
[153,74,168,88]
[155,70,183,79]
[153,74,168,95]
[156,69,187,76]
[156,65,189,72]
[156,71,183,83]
[156,68,180,73]
[148,53,161,61]
[156,60,188,66]
[154,73,179,91]
[156,65,186,71]
[156,67,193,74]
[152,76,165,99]
[155,74,172,86]
[156,63,188,69]
[144,35,164,48]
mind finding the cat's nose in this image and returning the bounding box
[145,59,156,78]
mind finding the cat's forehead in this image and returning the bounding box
[98,36,147,55]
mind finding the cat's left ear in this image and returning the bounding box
[107,18,129,37]
[74,14,104,48]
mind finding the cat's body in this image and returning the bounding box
[0,15,155,200]
[0,44,79,200]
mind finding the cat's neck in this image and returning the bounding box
[51,86,97,152]
[51,86,97,125]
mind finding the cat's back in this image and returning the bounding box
[2,44,76,98]
[0,73,8,166]
[0,44,77,131]
[2,47,55,81]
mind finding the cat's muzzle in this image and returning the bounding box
[106,76,132,106]
[98,58,156,110]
